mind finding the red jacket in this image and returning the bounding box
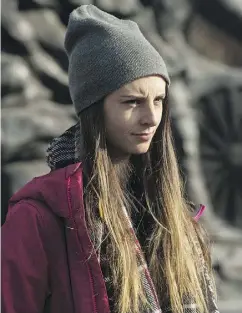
[2,163,110,313]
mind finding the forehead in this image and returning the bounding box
[118,76,166,95]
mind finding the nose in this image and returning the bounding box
[140,102,159,127]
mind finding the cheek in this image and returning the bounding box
[158,106,163,118]
[156,107,163,126]
[104,110,131,142]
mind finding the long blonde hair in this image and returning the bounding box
[79,93,215,313]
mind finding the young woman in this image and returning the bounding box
[2,5,219,313]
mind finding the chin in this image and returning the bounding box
[131,144,151,154]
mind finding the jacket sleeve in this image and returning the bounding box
[1,201,49,313]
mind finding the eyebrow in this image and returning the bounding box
[120,93,166,99]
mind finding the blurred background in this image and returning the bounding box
[1,0,242,312]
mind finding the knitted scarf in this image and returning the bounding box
[46,123,220,313]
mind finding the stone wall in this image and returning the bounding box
[2,0,242,310]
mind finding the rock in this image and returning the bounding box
[58,0,94,26]
[1,54,31,95]
[11,142,51,161]
[2,6,70,103]
[1,4,36,55]
[22,9,68,70]
[2,101,75,162]
[68,0,93,6]
[212,242,242,305]
[3,161,49,197]
[185,14,242,67]
[18,0,60,10]
[22,10,65,48]
[96,0,141,16]
[2,160,49,224]
[195,0,242,41]
[1,0,18,15]
[1,89,51,108]
[151,0,192,38]
[1,53,51,105]
[132,8,187,77]
[27,46,70,104]
[222,247,242,282]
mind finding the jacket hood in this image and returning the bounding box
[8,163,82,219]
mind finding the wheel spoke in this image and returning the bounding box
[229,87,242,139]
[224,183,236,224]
[202,161,224,174]
[201,151,222,161]
[208,92,229,138]
[200,145,220,157]
[200,124,224,150]
[212,173,229,217]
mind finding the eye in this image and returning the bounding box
[123,99,140,107]
[154,97,165,105]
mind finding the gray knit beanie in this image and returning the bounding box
[65,5,170,116]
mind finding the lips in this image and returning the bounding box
[133,130,154,136]
[134,132,153,136]
[132,131,154,141]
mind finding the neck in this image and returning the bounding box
[112,159,133,189]
[107,142,130,165]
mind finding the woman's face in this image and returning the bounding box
[104,76,166,159]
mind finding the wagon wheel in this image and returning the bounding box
[196,76,242,227]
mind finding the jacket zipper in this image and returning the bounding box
[67,176,98,313]
[87,263,98,313]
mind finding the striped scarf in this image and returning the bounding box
[46,123,220,313]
